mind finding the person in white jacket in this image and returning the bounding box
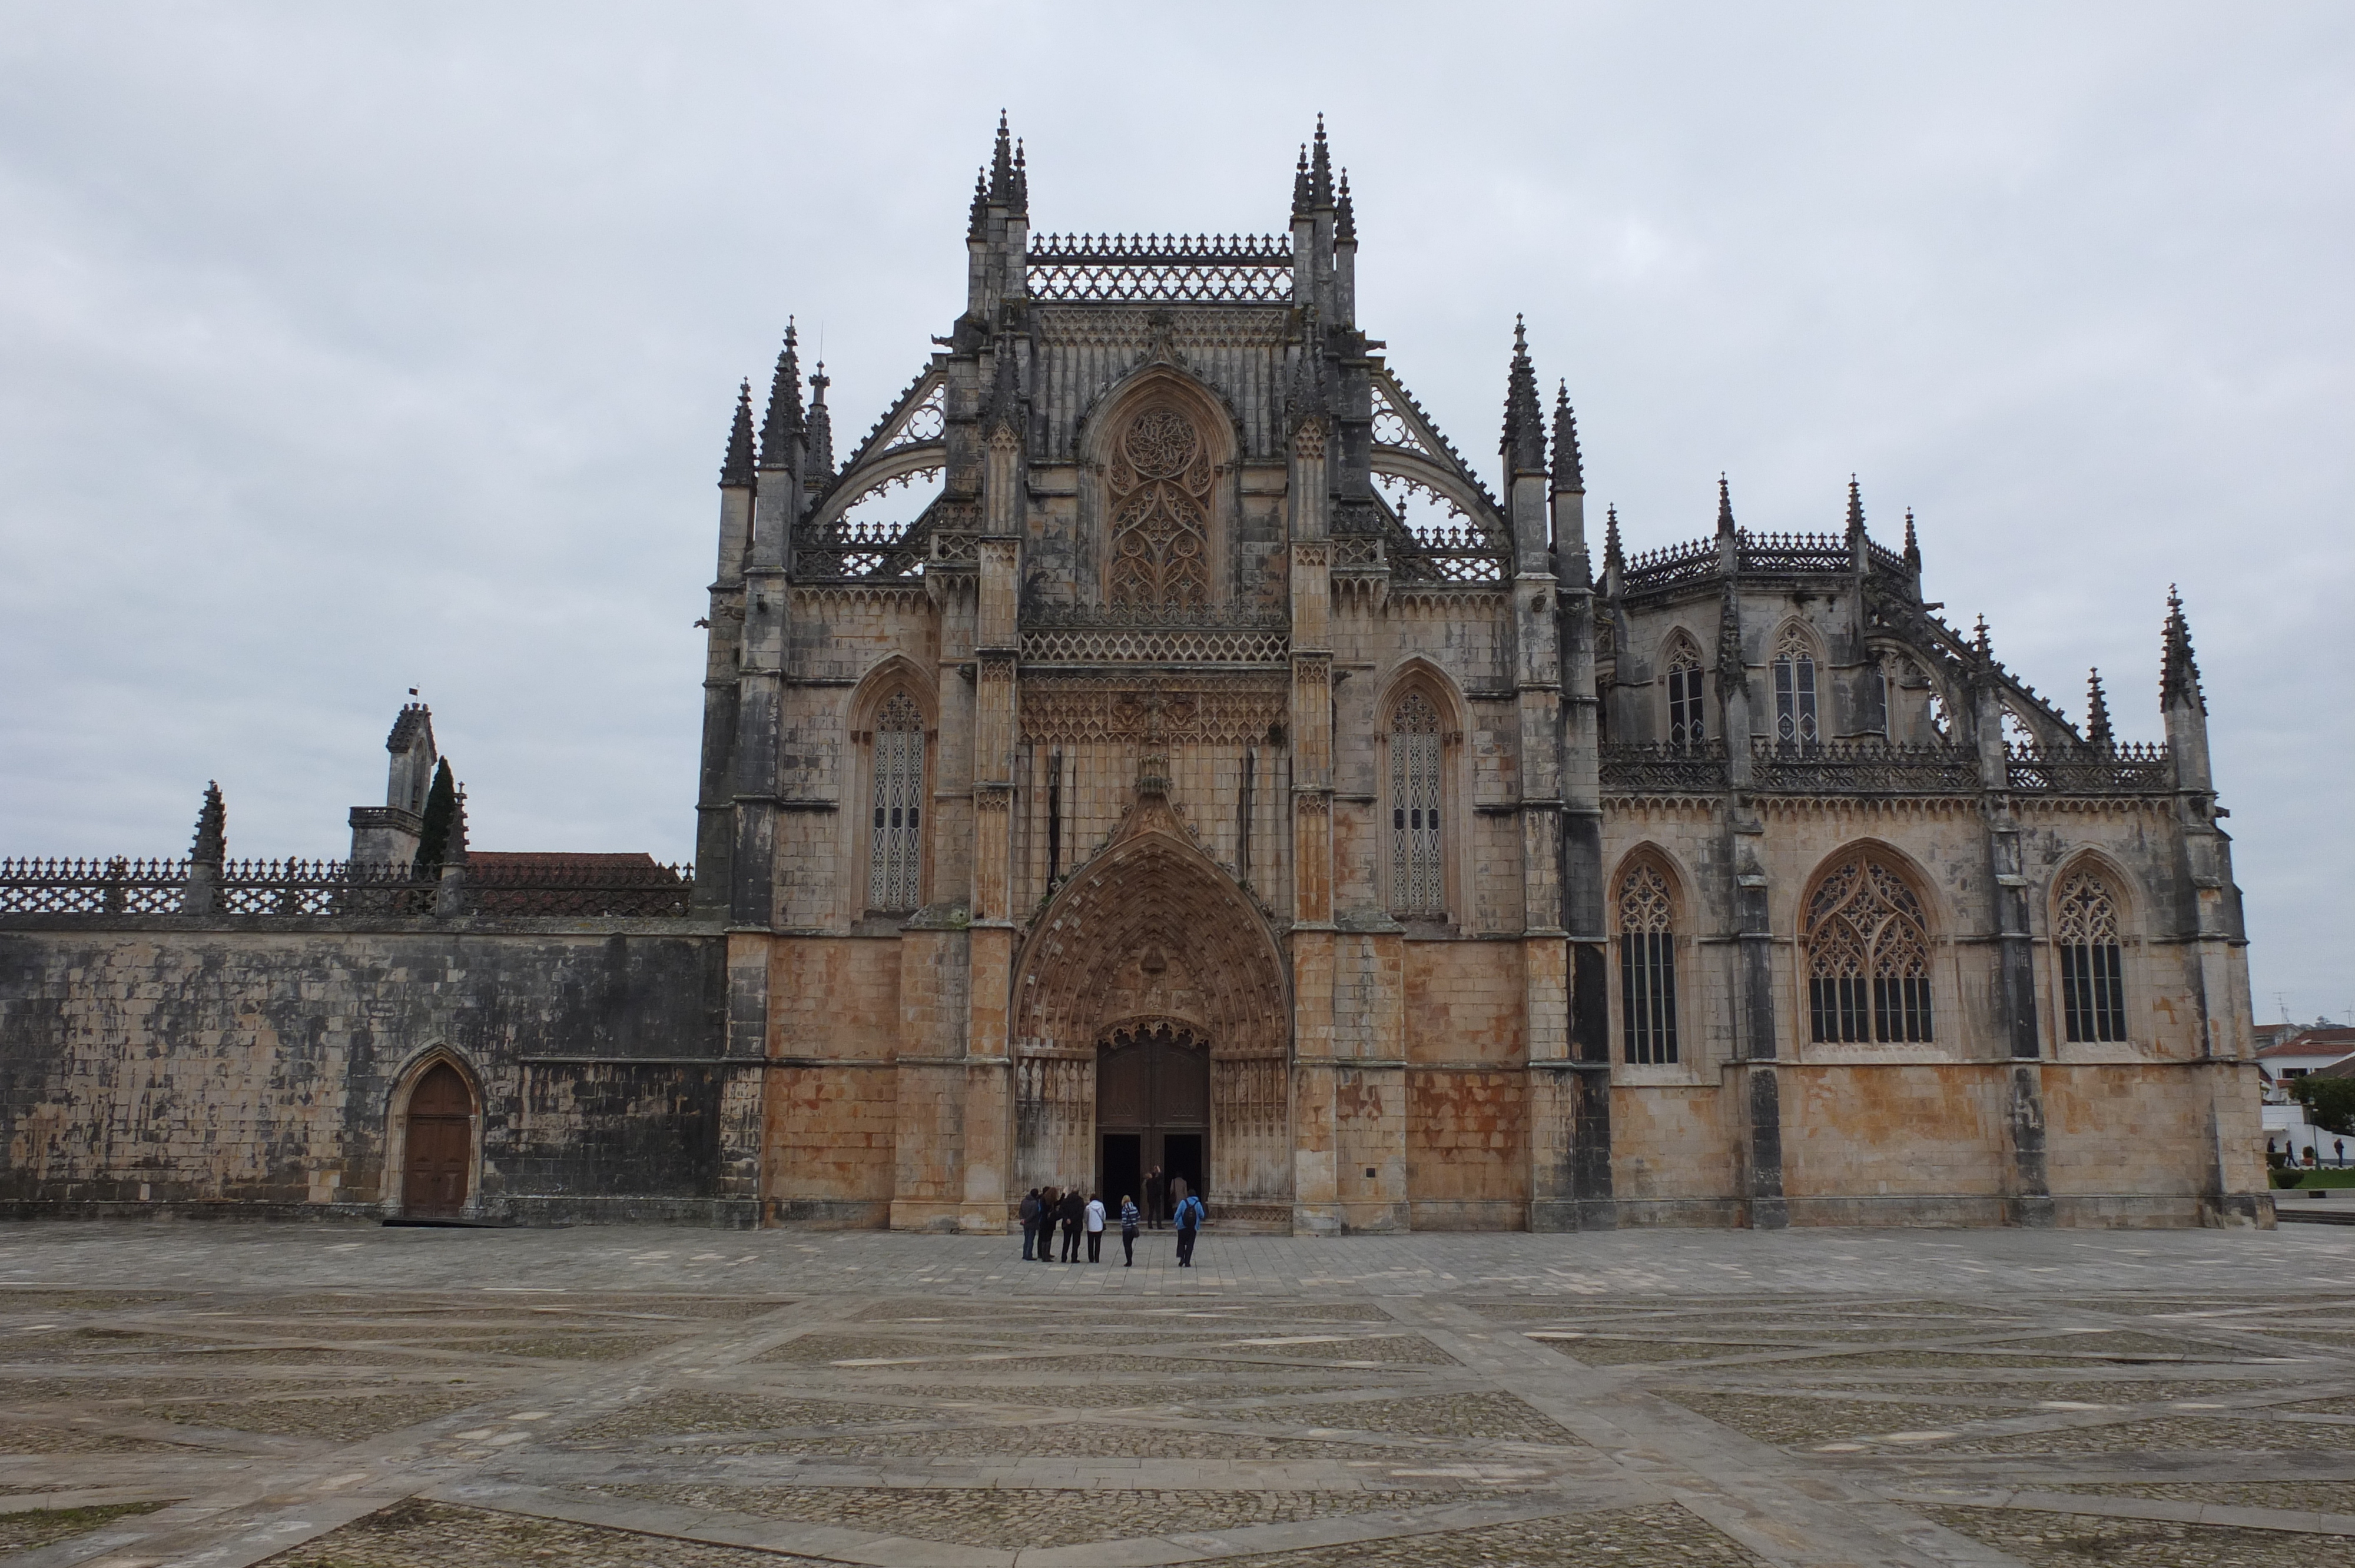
[1084,1194,1107,1263]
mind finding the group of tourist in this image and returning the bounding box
[1019,1165,1206,1267]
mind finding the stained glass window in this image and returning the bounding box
[869,691,924,912]
[1773,626,1819,751]
[2055,871,2127,1042]
[1389,692,1444,918]
[1666,640,1706,750]
[1619,864,1679,1064]
[1806,858,1933,1043]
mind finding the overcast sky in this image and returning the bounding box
[1,2,2348,1022]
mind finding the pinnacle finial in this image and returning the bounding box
[2161,584,2205,713]
[1550,381,1583,493]
[445,785,470,865]
[1716,473,1735,535]
[1845,474,1865,542]
[191,781,225,865]
[1903,505,1919,561]
[805,362,834,483]
[1501,317,1545,474]
[2085,667,2114,751]
[1973,614,1992,657]
[758,321,805,470]
[1311,113,1333,207]
[968,168,989,239]
[1011,138,1028,215]
[1604,504,1624,574]
[1335,168,1355,242]
[1292,143,1312,217]
[721,379,755,487]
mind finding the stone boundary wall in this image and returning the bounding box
[0,917,753,1226]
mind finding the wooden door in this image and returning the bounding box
[402,1063,472,1216]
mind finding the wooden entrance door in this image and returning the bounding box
[402,1062,473,1216]
[1096,1022,1209,1200]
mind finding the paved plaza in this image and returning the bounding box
[2,1222,2354,1567]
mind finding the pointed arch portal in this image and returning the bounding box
[1013,793,1289,1211]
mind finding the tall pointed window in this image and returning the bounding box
[1107,405,1212,612]
[1666,641,1706,750]
[2055,871,2127,1042]
[868,690,925,912]
[1389,692,1444,918]
[1618,864,1679,1065]
[1773,626,1819,750]
[1806,858,1933,1043]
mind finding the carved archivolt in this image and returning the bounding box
[1020,676,1287,746]
[1108,406,1213,612]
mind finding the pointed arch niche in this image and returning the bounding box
[1079,367,1240,610]
[1012,785,1289,1215]
[2049,853,2141,1047]
[1660,630,1708,750]
[1797,846,1942,1048]
[1610,849,1691,1068]
[844,655,938,921]
[1374,659,1471,925]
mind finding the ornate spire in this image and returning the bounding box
[1604,504,1624,578]
[445,785,470,865]
[1311,114,1334,207]
[988,110,1016,205]
[805,363,834,484]
[190,781,225,866]
[1501,316,1545,474]
[1011,138,1029,217]
[1845,474,1865,543]
[1550,380,1583,493]
[1972,614,1992,659]
[1903,506,1920,566]
[1335,169,1355,242]
[2084,667,2114,752]
[1291,144,1312,218]
[1715,580,1749,697]
[967,168,989,240]
[757,321,804,470]
[719,380,755,487]
[1716,473,1736,537]
[2161,585,2205,713]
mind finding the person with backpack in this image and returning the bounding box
[1019,1188,1043,1261]
[1119,1194,1140,1266]
[1173,1189,1205,1267]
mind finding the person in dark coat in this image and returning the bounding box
[1036,1187,1059,1264]
[1119,1194,1140,1266]
[1019,1188,1042,1260]
[1145,1165,1166,1229]
[1060,1187,1084,1262]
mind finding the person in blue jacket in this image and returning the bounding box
[1173,1190,1205,1267]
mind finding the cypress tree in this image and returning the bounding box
[414,759,457,870]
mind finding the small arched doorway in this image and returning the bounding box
[1097,1021,1209,1212]
[402,1062,474,1217]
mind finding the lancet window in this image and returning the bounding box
[1107,405,1212,612]
[1388,692,1444,918]
[868,690,926,912]
[1618,864,1679,1065]
[1666,642,1706,750]
[1773,626,1819,750]
[1805,857,1933,1044]
[2055,871,2128,1043]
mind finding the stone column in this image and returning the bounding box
[1288,413,1339,1235]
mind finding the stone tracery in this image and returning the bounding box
[1107,404,1213,611]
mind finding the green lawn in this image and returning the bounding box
[2274,1165,2355,1188]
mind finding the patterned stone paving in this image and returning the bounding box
[0,1221,2352,1566]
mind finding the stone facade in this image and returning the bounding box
[0,118,2269,1231]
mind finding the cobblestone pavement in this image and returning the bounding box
[1,1222,2352,1566]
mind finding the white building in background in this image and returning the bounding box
[2258,1025,2355,1164]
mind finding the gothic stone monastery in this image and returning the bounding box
[0,119,2269,1231]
